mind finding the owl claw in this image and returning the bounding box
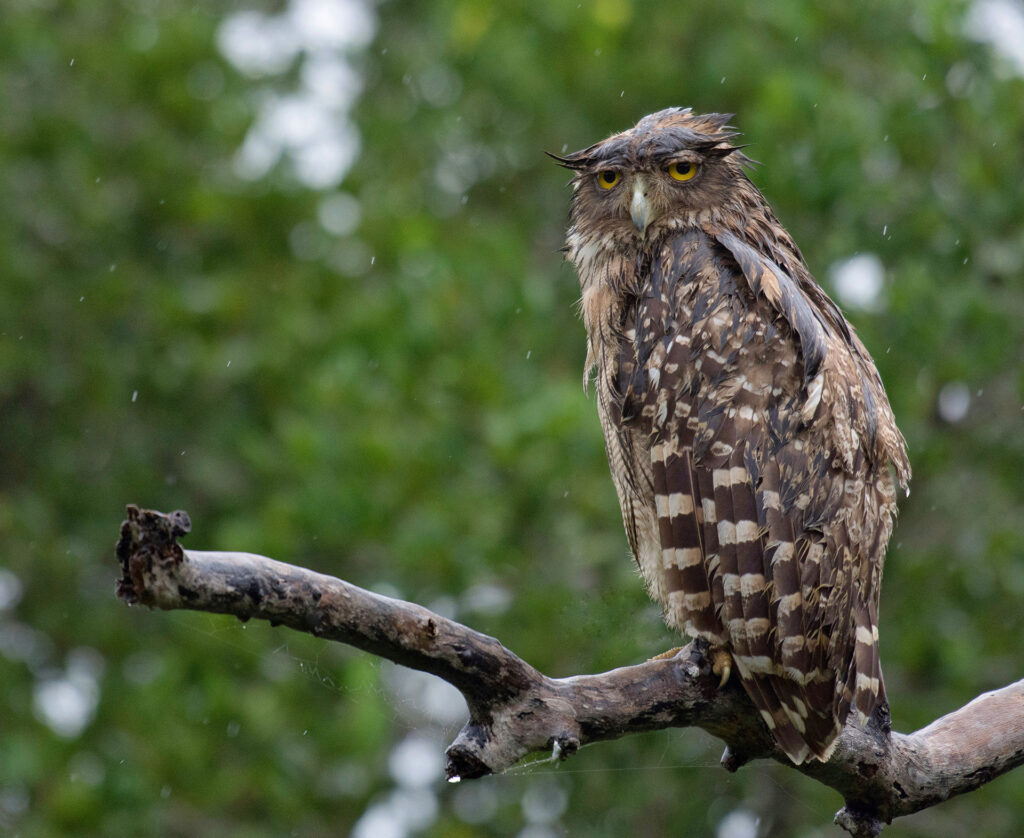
[647,645,686,662]
[711,647,732,688]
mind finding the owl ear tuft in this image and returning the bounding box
[545,150,582,169]
[700,142,760,171]
[545,148,597,171]
[693,132,743,155]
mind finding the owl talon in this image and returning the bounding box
[711,647,732,688]
[648,645,686,662]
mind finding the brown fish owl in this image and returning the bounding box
[554,108,910,764]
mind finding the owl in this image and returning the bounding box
[553,108,910,764]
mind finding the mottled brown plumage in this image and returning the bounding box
[554,108,910,764]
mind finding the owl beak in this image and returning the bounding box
[630,179,653,233]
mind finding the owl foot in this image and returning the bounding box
[711,646,732,688]
[647,646,686,662]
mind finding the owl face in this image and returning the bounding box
[553,108,748,244]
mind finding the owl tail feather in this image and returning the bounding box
[734,661,844,765]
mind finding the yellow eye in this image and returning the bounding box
[668,161,699,182]
[596,170,620,190]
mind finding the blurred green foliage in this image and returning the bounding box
[2,0,1023,835]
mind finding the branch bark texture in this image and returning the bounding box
[116,506,1024,836]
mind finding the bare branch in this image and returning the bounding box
[115,506,1024,835]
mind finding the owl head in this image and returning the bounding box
[551,108,751,242]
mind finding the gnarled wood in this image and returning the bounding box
[115,506,1024,835]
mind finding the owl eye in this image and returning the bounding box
[596,170,621,190]
[667,161,699,182]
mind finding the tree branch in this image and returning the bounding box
[115,506,1024,836]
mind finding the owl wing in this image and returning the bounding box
[620,229,891,764]
[714,230,907,733]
